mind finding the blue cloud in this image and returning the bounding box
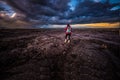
[2,0,120,24]
[0,1,15,16]
[68,0,78,11]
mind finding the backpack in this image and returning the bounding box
[66,27,71,33]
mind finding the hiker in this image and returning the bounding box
[64,24,72,43]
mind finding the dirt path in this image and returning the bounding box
[0,29,120,80]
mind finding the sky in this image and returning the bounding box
[0,1,15,16]
[29,0,120,24]
[68,0,78,11]
[0,0,120,28]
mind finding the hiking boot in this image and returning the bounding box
[68,40,70,43]
[64,39,67,43]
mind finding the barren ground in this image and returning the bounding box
[0,29,120,80]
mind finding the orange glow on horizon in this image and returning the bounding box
[72,22,120,28]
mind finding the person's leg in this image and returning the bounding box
[65,34,67,39]
[67,34,71,40]
[64,34,67,43]
[68,34,71,43]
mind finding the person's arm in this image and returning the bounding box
[70,26,72,34]
[64,26,67,31]
[71,27,72,32]
[69,26,72,31]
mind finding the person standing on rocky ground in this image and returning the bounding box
[64,24,72,43]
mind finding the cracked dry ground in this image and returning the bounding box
[0,29,120,80]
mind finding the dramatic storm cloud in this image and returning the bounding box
[29,0,71,23]
[31,0,120,24]
[1,0,120,24]
[68,0,120,23]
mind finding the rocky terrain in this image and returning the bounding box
[0,29,120,80]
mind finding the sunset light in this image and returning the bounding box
[10,13,16,18]
[72,22,120,28]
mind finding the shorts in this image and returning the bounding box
[65,33,71,40]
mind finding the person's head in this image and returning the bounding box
[67,24,70,27]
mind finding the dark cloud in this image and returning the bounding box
[71,0,119,17]
[67,0,120,23]
[2,0,120,24]
[31,0,70,12]
[29,0,71,24]
[31,0,49,6]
